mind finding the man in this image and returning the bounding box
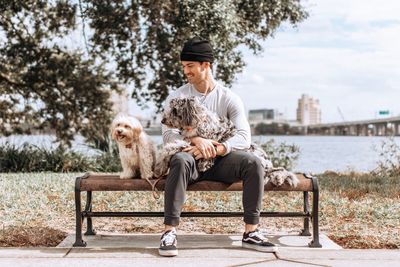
[159,37,277,257]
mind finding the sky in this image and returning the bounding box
[232,0,400,123]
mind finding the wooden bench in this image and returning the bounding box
[73,172,322,248]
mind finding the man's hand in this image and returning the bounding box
[183,146,206,160]
[188,137,217,159]
[211,140,227,156]
[183,138,227,159]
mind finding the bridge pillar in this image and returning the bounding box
[337,127,344,135]
[360,125,368,136]
[381,124,385,135]
[396,123,400,136]
[376,123,387,136]
[356,125,361,136]
[368,124,375,136]
[386,123,393,136]
[349,125,357,135]
[384,124,389,136]
[373,124,379,136]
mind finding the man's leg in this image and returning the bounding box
[159,152,198,257]
[200,151,277,252]
[200,151,264,225]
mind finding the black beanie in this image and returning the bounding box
[180,37,214,63]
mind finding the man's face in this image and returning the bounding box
[181,61,209,84]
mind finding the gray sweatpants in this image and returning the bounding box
[164,151,264,226]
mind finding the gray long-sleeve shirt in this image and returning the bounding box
[162,82,251,154]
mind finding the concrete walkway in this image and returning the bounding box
[0,234,399,267]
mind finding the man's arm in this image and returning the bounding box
[221,93,251,155]
[162,124,183,144]
[186,93,250,159]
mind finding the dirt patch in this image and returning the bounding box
[0,226,67,247]
[329,235,399,249]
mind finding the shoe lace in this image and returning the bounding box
[249,230,266,241]
[161,231,176,245]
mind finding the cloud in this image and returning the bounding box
[233,0,400,123]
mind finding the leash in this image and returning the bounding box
[123,143,164,199]
[144,176,165,199]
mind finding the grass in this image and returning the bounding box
[0,172,399,248]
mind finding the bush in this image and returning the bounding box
[0,142,120,172]
[374,137,400,177]
[94,151,122,172]
[259,139,300,170]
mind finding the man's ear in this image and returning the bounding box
[200,61,210,70]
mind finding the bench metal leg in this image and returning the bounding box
[84,191,96,236]
[309,177,322,248]
[73,178,87,247]
[300,191,311,236]
[309,190,322,247]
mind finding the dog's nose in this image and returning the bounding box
[117,129,122,134]
[161,118,166,124]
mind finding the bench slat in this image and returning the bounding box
[79,173,313,192]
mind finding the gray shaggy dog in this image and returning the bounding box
[155,97,298,187]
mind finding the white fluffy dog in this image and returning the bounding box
[111,113,156,181]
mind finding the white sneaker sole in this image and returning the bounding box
[242,242,278,252]
[158,249,178,257]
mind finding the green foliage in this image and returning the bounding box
[0,142,121,172]
[373,137,400,177]
[1,1,308,147]
[92,150,122,172]
[0,0,120,147]
[259,139,300,170]
[83,0,308,110]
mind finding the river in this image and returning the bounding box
[1,135,399,173]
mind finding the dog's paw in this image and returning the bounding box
[287,172,299,187]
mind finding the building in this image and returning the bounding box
[296,94,321,125]
[248,109,286,134]
[248,109,285,125]
[249,109,275,121]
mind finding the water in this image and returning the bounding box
[1,134,399,173]
[253,135,400,173]
[0,134,101,157]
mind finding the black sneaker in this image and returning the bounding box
[242,229,278,252]
[159,230,178,257]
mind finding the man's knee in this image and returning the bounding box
[165,152,197,191]
[170,152,195,170]
[230,151,261,165]
[245,154,264,173]
[230,151,264,177]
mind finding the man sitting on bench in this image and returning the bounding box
[158,36,277,257]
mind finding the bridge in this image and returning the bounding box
[306,116,400,136]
